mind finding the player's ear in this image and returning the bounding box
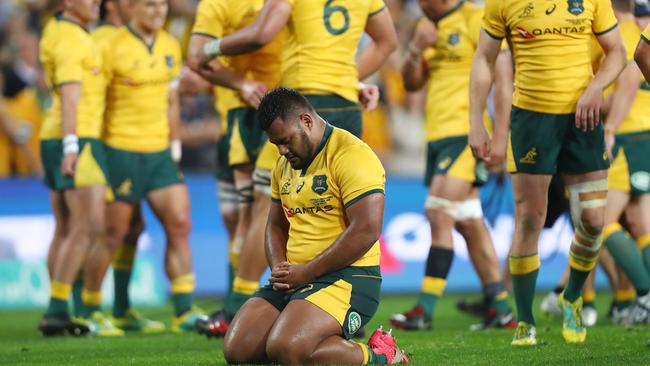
[300,112,313,130]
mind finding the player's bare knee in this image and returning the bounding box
[455,219,478,237]
[165,211,191,238]
[516,207,545,237]
[223,336,250,364]
[107,221,130,245]
[266,336,308,364]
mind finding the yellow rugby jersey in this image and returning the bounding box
[192,0,283,112]
[612,21,650,134]
[644,23,650,42]
[270,125,385,266]
[92,22,118,45]
[421,2,482,141]
[39,16,105,139]
[483,0,617,114]
[281,0,385,102]
[102,26,182,152]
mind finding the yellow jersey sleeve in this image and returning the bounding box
[369,0,385,15]
[482,0,505,39]
[54,36,85,85]
[620,21,639,61]
[468,8,483,47]
[613,21,650,134]
[332,145,385,207]
[271,159,283,202]
[592,0,618,35]
[642,24,650,44]
[192,0,226,38]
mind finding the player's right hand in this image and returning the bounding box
[575,85,603,132]
[358,82,379,111]
[487,133,507,167]
[61,153,78,177]
[239,80,268,109]
[412,19,437,52]
[469,123,491,163]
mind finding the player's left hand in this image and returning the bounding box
[359,82,380,111]
[576,85,603,132]
[469,123,491,162]
[269,261,312,291]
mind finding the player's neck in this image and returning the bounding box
[432,0,462,23]
[614,10,635,23]
[62,10,90,29]
[105,13,124,27]
[129,20,157,44]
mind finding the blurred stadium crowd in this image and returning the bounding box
[0,0,430,178]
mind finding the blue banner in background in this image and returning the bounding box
[0,175,609,308]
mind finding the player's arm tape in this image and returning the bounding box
[170,139,182,163]
[203,38,222,58]
[63,134,79,155]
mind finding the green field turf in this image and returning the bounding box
[1,293,649,365]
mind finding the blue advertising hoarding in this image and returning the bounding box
[0,175,607,308]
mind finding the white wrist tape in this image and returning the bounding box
[63,134,79,155]
[203,38,222,58]
[170,139,182,163]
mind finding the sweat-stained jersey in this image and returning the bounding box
[101,25,182,152]
[281,0,385,102]
[40,15,105,139]
[270,124,385,267]
[422,1,482,141]
[192,0,283,121]
[482,0,617,114]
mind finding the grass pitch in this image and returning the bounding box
[1,294,649,365]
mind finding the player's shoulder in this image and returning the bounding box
[91,23,118,43]
[619,20,641,37]
[460,0,482,14]
[49,16,90,41]
[45,16,92,51]
[157,29,182,49]
[456,1,483,24]
[328,127,378,163]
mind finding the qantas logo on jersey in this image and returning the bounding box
[516,26,586,38]
[282,204,334,218]
[516,27,535,39]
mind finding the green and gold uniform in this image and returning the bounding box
[607,21,650,194]
[101,25,183,202]
[421,1,487,186]
[643,23,650,43]
[255,124,385,339]
[192,0,283,167]
[483,0,616,174]
[39,15,109,191]
[280,0,385,137]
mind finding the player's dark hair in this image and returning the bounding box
[100,0,110,21]
[258,87,314,131]
[613,0,633,12]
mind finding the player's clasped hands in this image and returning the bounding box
[469,123,492,163]
[269,261,312,292]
